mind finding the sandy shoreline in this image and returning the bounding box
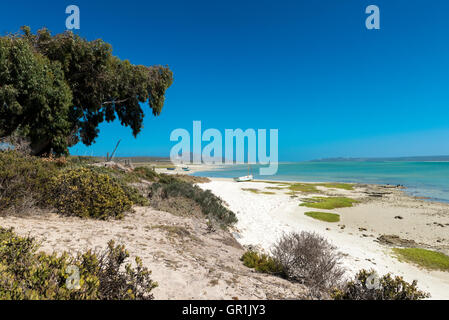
[199,178,449,299]
[1,163,448,299]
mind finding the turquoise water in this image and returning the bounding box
[194,162,449,203]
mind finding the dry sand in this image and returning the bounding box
[0,207,310,300]
[1,174,449,299]
[199,179,449,299]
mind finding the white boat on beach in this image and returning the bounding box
[234,175,254,182]
[234,164,254,182]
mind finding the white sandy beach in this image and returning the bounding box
[199,178,449,299]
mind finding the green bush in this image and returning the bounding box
[332,269,430,300]
[0,227,157,300]
[241,251,284,275]
[149,175,237,227]
[133,166,159,181]
[0,151,58,211]
[45,168,133,219]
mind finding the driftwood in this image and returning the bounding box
[106,140,121,162]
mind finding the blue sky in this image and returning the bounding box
[1,0,449,161]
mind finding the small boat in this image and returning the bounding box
[182,167,191,172]
[167,167,176,171]
[234,175,254,182]
[234,164,254,182]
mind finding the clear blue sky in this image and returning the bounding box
[2,0,449,161]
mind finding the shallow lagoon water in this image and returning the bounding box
[194,161,449,203]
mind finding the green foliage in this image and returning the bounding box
[1,27,173,155]
[0,34,73,155]
[0,151,58,211]
[272,231,344,290]
[392,248,449,272]
[305,211,340,223]
[288,183,319,193]
[288,182,354,194]
[149,175,237,227]
[300,197,358,210]
[133,166,159,181]
[242,188,275,195]
[332,269,430,300]
[318,183,354,190]
[241,251,284,275]
[45,168,133,219]
[0,227,157,300]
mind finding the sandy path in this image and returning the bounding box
[200,179,449,299]
[0,207,309,300]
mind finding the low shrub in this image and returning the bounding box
[0,151,58,212]
[332,269,430,300]
[0,227,157,300]
[149,175,237,227]
[133,166,159,181]
[45,168,133,219]
[241,251,284,275]
[271,231,345,290]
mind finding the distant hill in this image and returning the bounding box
[311,155,449,162]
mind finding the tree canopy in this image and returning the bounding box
[0,27,173,155]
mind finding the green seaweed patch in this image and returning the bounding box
[300,197,358,210]
[242,188,275,195]
[288,183,320,193]
[318,183,354,191]
[305,211,340,223]
[392,248,449,272]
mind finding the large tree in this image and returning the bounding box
[0,27,173,155]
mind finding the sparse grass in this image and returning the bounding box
[392,248,449,272]
[242,188,275,195]
[300,197,358,210]
[288,183,320,193]
[318,183,354,191]
[305,211,340,223]
[266,186,285,190]
[253,181,291,186]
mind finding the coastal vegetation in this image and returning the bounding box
[242,231,345,294]
[305,211,340,223]
[148,174,237,227]
[0,227,157,300]
[0,27,173,156]
[0,151,144,218]
[0,150,234,225]
[287,182,354,194]
[392,248,449,272]
[240,251,284,275]
[289,183,320,193]
[241,232,430,300]
[242,188,276,195]
[300,197,358,210]
[332,269,430,300]
[318,183,354,191]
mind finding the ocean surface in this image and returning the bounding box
[194,161,449,203]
